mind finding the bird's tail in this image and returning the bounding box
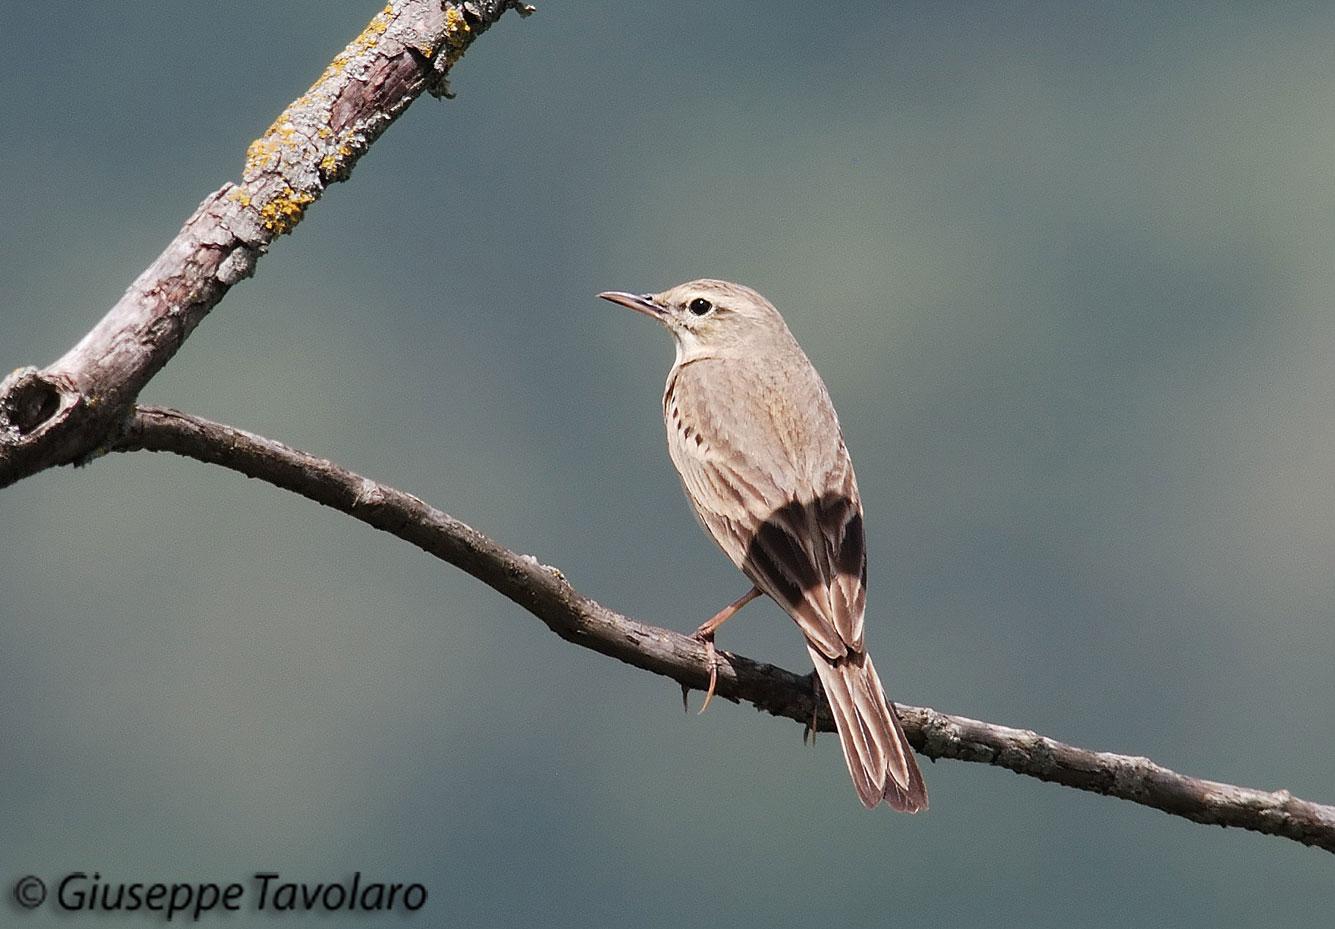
[806,644,928,812]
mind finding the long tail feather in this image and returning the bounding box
[807,644,928,812]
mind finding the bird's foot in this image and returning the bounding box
[687,587,760,715]
[691,628,720,714]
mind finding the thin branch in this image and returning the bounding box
[0,0,530,489]
[5,1,1330,858]
[115,405,1335,854]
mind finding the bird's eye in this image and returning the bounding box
[688,297,713,316]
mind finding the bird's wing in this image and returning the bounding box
[665,359,866,659]
[743,477,866,657]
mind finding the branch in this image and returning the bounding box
[0,0,531,489]
[114,405,1335,854]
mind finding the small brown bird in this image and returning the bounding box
[599,279,927,811]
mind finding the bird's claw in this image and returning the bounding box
[693,629,720,714]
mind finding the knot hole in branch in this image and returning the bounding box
[1,368,64,436]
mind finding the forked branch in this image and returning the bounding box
[0,0,530,488]
[2,0,1330,860]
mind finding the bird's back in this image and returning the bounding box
[664,339,848,498]
[664,347,866,657]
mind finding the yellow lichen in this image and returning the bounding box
[443,6,472,64]
[244,114,312,177]
[319,142,355,180]
[258,188,317,235]
[307,4,391,91]
[245,137,277,172]
[351,5,393,55]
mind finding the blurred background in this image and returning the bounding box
[3,1,1334,924]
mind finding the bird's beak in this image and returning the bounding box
[598,291,664,319]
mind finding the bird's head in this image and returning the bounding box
[599,279,791,363]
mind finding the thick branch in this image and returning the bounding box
[0,0,530,489]
[115,405,1335,854]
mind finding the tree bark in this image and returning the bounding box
[4,0,1331,857]
[114,405,1335,855]
[0,0,531,488]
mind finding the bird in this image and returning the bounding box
[598,279,927,811]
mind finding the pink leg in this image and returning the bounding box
[693,586,763,713]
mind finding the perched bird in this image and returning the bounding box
[599,279,927,811]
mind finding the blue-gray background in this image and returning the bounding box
[3,2,1333,925]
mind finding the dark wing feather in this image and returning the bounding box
[741,487,866,659]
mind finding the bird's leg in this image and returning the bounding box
[692,586,763,714]
[802,670,822,745]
